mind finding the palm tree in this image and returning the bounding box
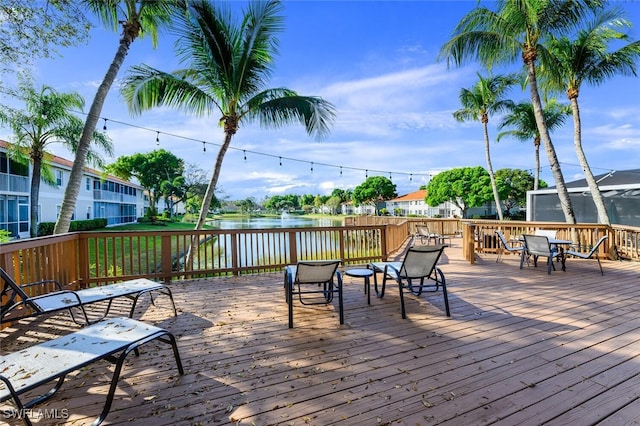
[453,73,517,220]
[54,0,182,235]
[0,81,112,237]
[497,99,571,190]
[120,0,335,268]
[439,0,602,225]
[541,7,640,225]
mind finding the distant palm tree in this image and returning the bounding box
[541,6,640,225]
[0,81,112,237]
[453,73,517,220]
[439,0,601,225]
[54,0,181,235]
[120,0,335,268]
[497,100,571,190]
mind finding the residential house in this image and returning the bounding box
[385,189,461,217]
[0,140,144,238]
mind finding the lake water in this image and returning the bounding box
[207,216,343,229]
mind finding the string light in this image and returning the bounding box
[243,150,247,162]
[340,166,343,176]
[279,156,282,166]
[103,118,107,132]
[156,131,160,145]
[310,162,314,173]
[365,169,368,178]
[202,141,206,152]
[409,173,413,181]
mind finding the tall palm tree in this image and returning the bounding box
[541,7,640,225]
[0,81,112,237]
[439,0,602,225]
[453,73,517,220]
[120,0,335,268]
[497,99,571,190]
[54,0,182,235]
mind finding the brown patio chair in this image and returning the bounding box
[284,260,343,328]
[369,244,450,319]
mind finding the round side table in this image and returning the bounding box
[344,268,374,305]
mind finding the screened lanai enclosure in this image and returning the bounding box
[527,169,640,227]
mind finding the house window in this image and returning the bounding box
[86,177,91,191]
[56,170,63,187]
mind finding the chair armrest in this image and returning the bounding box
[20,279,65,292]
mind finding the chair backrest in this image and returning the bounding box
[400,245,444,279]
[416,225,432,237]
[1,267,31,305]
[586,235,609,256]
[523,234,552,257]
[495,230,512,248]
[535,229,557,239]
[294,260,340,284]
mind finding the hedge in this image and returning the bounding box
[38,218,108,236]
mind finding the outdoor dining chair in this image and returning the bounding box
[565,235,609,275]
[495,230,523,263]
[520,234,564,274]
[284,260,343,328]
[369,245,450,319]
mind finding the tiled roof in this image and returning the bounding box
[388,189,427,202]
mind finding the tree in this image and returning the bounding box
[542,7,640,225]
[160,175,185,219]
[54,0,182,235]
[352,176,397,214]
[0,80,112,237]
[497,99,571,190]
[425,167,493,219]
[120,0,335,268]
[0,0,91,77]
[236,197,257,214]
[439,0,601,225]
[106,149,183,217]
[495,168,547,217]
[453,73,517,220]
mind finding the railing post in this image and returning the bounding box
[381,226,388,261]
[77,233,89,288]
[288,231,298,265]
[161,234,172,284]
[231,233,239,275]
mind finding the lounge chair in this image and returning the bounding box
[565,235,609,275]
[495,230,523,262]
[1,267,177,325]
[414,225,442,245]
[369,244,450,319]
[284,260,343,328]
[0,316,184,426]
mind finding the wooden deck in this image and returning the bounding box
[2,241,640,425]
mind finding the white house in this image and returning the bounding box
[0,140,144,238]
[385,189,461,217]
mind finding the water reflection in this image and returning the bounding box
[208,216,343,229]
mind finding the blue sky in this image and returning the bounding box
[2,1,640,202]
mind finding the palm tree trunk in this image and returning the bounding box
[483,121,503,220]
[30,158,42,238]
[53,33,134,234]
[570,98,610,225]
[526,61,576,225]
[185,131,234,270]
[533,139,540,191]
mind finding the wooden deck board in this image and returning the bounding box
[1,242,639,425]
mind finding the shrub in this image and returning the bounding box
[38,218,108,236]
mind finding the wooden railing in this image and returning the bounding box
[460,220,640,263]
[0,224,406,288]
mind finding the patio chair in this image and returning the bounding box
[565,235,609,275]
[520,235,563,274]
[495,230,523,263]
[0,267,177,326]
[369,245,450,319]
[284,260,343,328]
[414,225,440,245]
